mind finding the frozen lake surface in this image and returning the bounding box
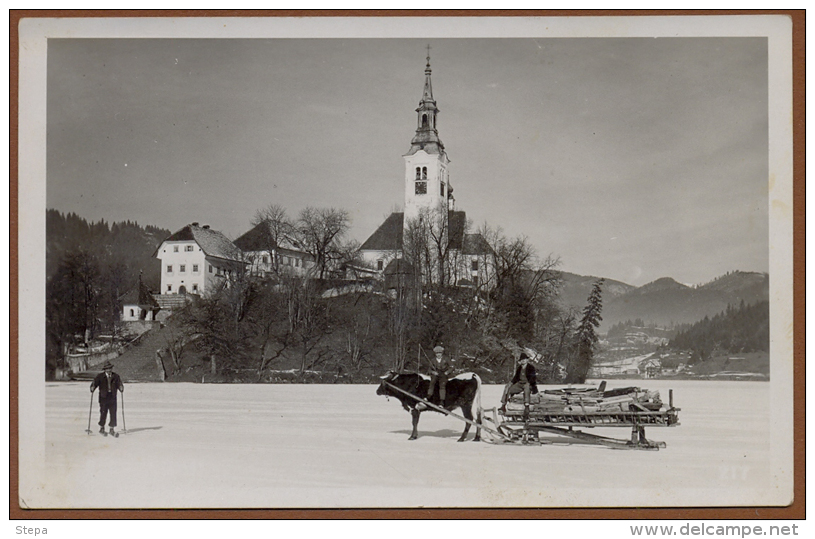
[23,379,791,508]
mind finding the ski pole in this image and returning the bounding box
[86,388,95,435]
[120,390,127,434]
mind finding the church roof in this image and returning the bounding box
[360,212,404,251]
[447,211,467,250]
[405,52,445,157]
[160,223,242,262]
[360,210,491,256]
[463,233,494,255]
[405,138,445,157]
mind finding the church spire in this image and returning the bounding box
[422,45,434,103]
[407,46,444,156]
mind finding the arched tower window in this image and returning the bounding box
[422,114,428,129]
[416,167,421,179]
[422,167,427,179]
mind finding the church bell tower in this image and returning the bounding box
[403,49,451,225]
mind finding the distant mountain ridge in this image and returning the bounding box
[558,270,769,331]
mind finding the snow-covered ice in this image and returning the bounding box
[21,380,791,508]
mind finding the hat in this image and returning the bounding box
[102,361,114,370]
[519,353,529,360]
[433,345,444,353]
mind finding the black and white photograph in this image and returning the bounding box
[16,15,795,512]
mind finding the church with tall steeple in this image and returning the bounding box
[402,49,453,224]
[360,50,491,288]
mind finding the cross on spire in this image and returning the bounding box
[426,44,431,66]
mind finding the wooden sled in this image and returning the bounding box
[480,385,681,450]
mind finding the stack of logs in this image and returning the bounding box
[506,384,664,414]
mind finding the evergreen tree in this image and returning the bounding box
[566,278,604,383]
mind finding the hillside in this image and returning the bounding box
[46,209,170,291]
[556,272,635,309]
[559,271,769,331]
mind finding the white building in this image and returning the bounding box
[155,222,244,298]
[120,277,159,322]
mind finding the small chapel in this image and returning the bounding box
[359,51,493,288]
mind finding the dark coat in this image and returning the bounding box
[510,363,539,394]
[427,355,453,376]
[91,371,124,399]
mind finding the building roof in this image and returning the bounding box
[160,223,242,262]
[384,258,415,276]
[233,222,305,254]
[120,280,159,309]
[152,293,188,311]
[360,212,404,251]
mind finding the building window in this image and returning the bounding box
[415,167,421,180]
[263,255,269,264]
[209,265,213,273]
[377,259,384,271]
[440,181,445,197]
[174,246,179,252]
[471,259,479,271]
[415,181,427,195]
[192,284,198,293]
[167,284,172,292]
[179,265,186,273]
[472,275,479,287]
[422,167,427,179]
[185,245,194,252]
[129,309,135,317]
[167,265,173,273]
[192,264,199,272]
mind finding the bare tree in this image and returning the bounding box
[251,204,296,277]
[247,282,293,381]
[296,207,351,279]
[162,316,191,374]
[345,294,374,372]
[279,276,331,375]
[422,203,452,288]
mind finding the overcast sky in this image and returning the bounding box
[46,37,768,287]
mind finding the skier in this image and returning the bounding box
[90,361,124,437]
